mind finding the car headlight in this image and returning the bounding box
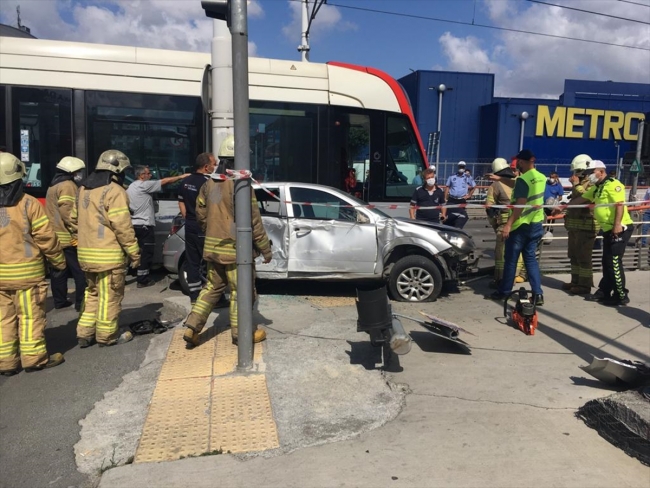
[441,231,473,253]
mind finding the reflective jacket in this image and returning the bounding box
[0,194,66,290]
[45,179,78,248]
[486,180,513,229]
[196,179,272,265]
[511,169,546,231]
[77,181,140,272]
[564,176,599,233]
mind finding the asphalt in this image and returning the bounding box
[98,270,649,488]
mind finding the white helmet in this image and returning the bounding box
[570,154,591,172]
[491,157,509,173]
[96,150,131,174]
[0,153,26,185]
[218,135,235,159]
[56,156,85,173]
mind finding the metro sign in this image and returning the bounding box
[535,105,645,141]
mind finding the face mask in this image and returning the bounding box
[548,177,557,184]
[426,177,436,186]
[588,173,599,185]
[458,169,465,175]
[516,165,523,173]
[73,171,85,184]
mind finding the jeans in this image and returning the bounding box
[498,222,544,296]
[642,212,650,246]
[445,197,468,229]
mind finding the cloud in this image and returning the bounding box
[436,0,650,98]
[0,0,264,53]
[282,0,356,44]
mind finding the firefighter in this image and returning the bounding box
[76,150,140,347]
[45,156,87,311]
[485,157,525,288]
[0,153,66,375]
[183,136,273,347]
[562,154,599,295]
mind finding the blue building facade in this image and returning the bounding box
[399,70,650,177]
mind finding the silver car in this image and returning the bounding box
[162,182,478,302]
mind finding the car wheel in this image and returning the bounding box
[388,255,443,302]
[179,257,208,297]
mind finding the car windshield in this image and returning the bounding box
[345,193,391,218]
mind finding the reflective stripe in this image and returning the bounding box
[58,195,76,204]
[0,261,45,281]
[204,237,236,256]
[31,215,49,230]
[108,207,130,217]
[511,169,546,231]
[56,231,73,245]
[78,248,125,264]
[137,270,149,276]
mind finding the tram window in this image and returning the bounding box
[329,108,370,198]
[11,87,72,195]
[249,101,318,184]
[86,91,203,199]
[385,115,425,198]
[0,86,6,151]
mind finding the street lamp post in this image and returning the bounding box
[429,84,451,165]
[519,111,529,151]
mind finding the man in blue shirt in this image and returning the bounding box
[542,171,564,242]
[177,153,216,303]
[443,161,476,229]
[409,166,444,223]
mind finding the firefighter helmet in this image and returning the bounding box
[570,154,591,172]
[218,135,235,159]
[0,153,26,185]
[491,157,509,173]
[56,156,86,173]
[95,150,131,174]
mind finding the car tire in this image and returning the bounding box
[179,256,208,297]
[388,255,443,302]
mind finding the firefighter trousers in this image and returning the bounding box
[567,229,596,287]
[185,262,256,334]
[598,227,633,300]
[77,268,126,344]
[494,226,525,282]
[0,281,49,371]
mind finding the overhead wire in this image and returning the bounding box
[318,1,650,51]
[617,0,650,7]
[525,0,650,25]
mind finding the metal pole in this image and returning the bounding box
[300,0,310,62]
[230,0,254,370]
[436,89,443,165]
[631,120,644,202]
[519,118,525,151]
[212,20,233,153]
[615,142,620,180]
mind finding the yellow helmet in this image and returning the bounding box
[95,150,131,174]
[218,135,235,159]
[491,157,509,173]
[0,153,26,185]
[56,156,86,173]
[570,154,591,172]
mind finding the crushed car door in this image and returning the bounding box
[253,186,288,275]
[287,186,378,274]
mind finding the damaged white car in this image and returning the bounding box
[163,182,479,302]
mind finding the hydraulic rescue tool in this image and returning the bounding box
[393,311,474,351]
[504,287,538,335]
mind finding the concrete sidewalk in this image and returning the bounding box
[99,271,650,488]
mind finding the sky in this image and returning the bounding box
[1,0,649,99]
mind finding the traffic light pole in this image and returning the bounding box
[630,120,644,202]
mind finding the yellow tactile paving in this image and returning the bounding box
[135,377,212,463]
[210,375,280,453]
[158,329,216,380]
[305,296,355,308]
[134,325,278,463]
[213,331,263,376]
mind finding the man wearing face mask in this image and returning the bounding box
[45,157,88,311]
[568,160,633,306]
[409,166,444,223]
[443,161,475,229]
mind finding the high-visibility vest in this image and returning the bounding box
[511,168,546,231]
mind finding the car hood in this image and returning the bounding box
[393,217,472,238]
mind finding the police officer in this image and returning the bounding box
[177,153,216,303]
[443,161,476,229]
[76,150,141,347]
[485,157,525,288]
[183,136,273,347]
[45,156,87,311]
[487,149,546,305]
[127,166,189,288]
[562,154,599,295]
[0,153,66,375]
[568,160,633,306]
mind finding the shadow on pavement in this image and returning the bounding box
[346,340,382,370]
[409,331,471,355]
